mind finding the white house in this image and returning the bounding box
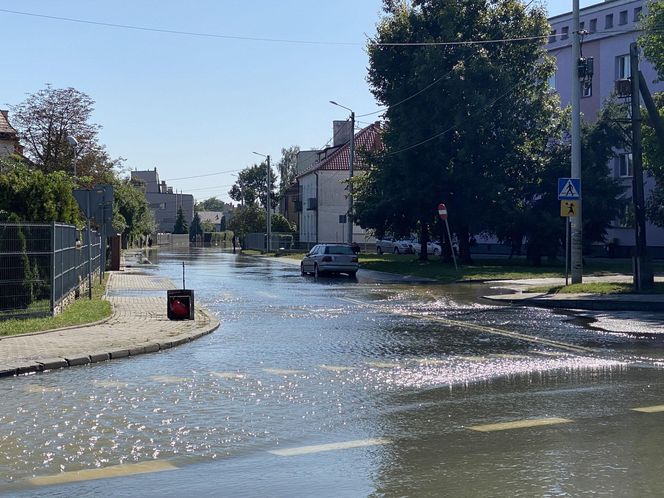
[298,122,381,247]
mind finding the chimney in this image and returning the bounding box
[333,120,352,147]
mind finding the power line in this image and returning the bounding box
[164,169,240,181]
[384,79,524,157]
[2,7,654,48]
[0,8,358,46]
[356,67,457,118]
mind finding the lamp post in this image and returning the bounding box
[329,101,355,244]
[253,151,272,252]
[66,135,78,177]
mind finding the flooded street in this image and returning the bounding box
[3,248,664,496]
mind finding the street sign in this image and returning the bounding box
[558,178,581,200]
[561,200,578,217]
[437,203,448,220]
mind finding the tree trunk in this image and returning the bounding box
[458,225,473,265]
[419,221,429,262]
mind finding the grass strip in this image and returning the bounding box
[0,275,112,337]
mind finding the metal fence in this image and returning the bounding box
[0,223,102,320]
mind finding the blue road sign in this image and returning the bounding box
[558,178,581,200]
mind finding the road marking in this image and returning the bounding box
[150,375,189,384]
[210,371,246,380]
[469,417,573,432]
[631,404,664,413]
[29,460,177,486]
[319,364,355,372]
[263,368,305,376]
[268,438,391,457]
[340,297,595,354]
[93,380,129,388]
[366,361,400,369]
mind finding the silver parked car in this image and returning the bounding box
[301,243,359,277]
[376,238,414,254]
[409,238,442,255]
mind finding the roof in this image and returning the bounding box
[298,122,382,178]
[0,110,17,136]
[198,211,223,223]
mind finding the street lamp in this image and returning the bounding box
[253,151,272,252]
[66,135,78,176]
[329,101,355,244]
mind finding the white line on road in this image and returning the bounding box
[29,460,177,486]
[469,417,573,432]
[338,297,595,354]
[268,438,391,457]
[631,404,664,413]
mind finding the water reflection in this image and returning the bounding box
[2,247,663,494]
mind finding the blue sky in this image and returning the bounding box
[2,0,597,203]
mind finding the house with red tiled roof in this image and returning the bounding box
[0,110,23,158]
[297,121,381,246]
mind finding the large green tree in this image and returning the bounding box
[276,145,300,197]
[640,1,664,81]
[228,162,277,209]
[113,179,156,244]
[357,0,558,263]
[195,197,228,212]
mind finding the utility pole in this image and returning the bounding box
[267,154,272,252]
[348,111,355,245]
[330,101,355,244]
[570,0,583,284]
[630,42,653,290]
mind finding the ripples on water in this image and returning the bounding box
[1,250,659,487]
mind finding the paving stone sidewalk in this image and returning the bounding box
[0,270,220,377]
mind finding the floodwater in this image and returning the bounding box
[2,248,664,496]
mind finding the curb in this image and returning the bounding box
[483,294,664,312]
[0,313,220,378]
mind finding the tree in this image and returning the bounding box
[271,213,295,233]
[640,1,664,81]
[195,197,227,212]
[173,206,188,234]
[228,204,266,238]
[189,211,203,242]
[113,179,156,245]
[10,85,106,174]
[228,162,277,209]
[359,0,559,263]
[276,146,300,196]
[0,156,80,224]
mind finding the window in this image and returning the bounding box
[549,29,557,43]
[619,10,628,25]
[606,13,614,29]
[562,26,569,40]
[634,7,643,22]
[617,54,631,79]
[589,18,597,33]
[580,21,585,32]
[548,72,556,90]
[619,153,633,177]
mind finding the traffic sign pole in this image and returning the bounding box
[437,203,457,270]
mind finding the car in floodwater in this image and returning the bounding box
[301,243,359,277]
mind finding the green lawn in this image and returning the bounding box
[530,281,664,295]
[284,251,662,287]
[0,275,112,337]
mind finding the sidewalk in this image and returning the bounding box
[483,276,664,311]
[0,269,220,377]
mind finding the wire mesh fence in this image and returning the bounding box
[0,223,102,320]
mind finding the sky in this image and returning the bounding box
[1,0,599,204]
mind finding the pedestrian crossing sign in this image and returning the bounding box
[558,178,581,200]
[561,200,578,217]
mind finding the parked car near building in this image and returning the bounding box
[376,238,415,254]
[409,238,441,256]
[301,243,359,278]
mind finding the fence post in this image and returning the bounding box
[51,221,56,315]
